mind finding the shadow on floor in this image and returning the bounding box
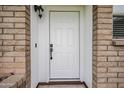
[37,81,86,88]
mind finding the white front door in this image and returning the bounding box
[50,12,80,80]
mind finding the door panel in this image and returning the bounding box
[50,12,80,79]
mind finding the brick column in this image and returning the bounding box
[93,5,97,88]
[0,5,30,87]
[93,5,124,88]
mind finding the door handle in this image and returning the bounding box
[50,44,53,60]
[35,43,37,48]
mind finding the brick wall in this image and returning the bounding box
[1,5,124,88]
[93,5,124,88]
[25,6,31,88]
[93,5,97,88]
[0,5,30,87]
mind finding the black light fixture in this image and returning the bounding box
[34,5,44,18]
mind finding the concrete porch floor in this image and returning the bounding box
[37,81,86,88]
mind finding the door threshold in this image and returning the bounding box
[49,78,80,82]
[49,81,83,85]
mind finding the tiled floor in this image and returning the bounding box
[38,84,85,88]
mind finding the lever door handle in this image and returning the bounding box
[50,44,53,60]
[35,43,37,48]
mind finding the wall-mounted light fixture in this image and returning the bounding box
[34,5,44,18]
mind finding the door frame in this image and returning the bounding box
[49,11,80,80]
[38,6,84,82]
[31,5,93,87]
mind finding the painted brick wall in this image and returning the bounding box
[93,5,124,88]
[0,5,30,87]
